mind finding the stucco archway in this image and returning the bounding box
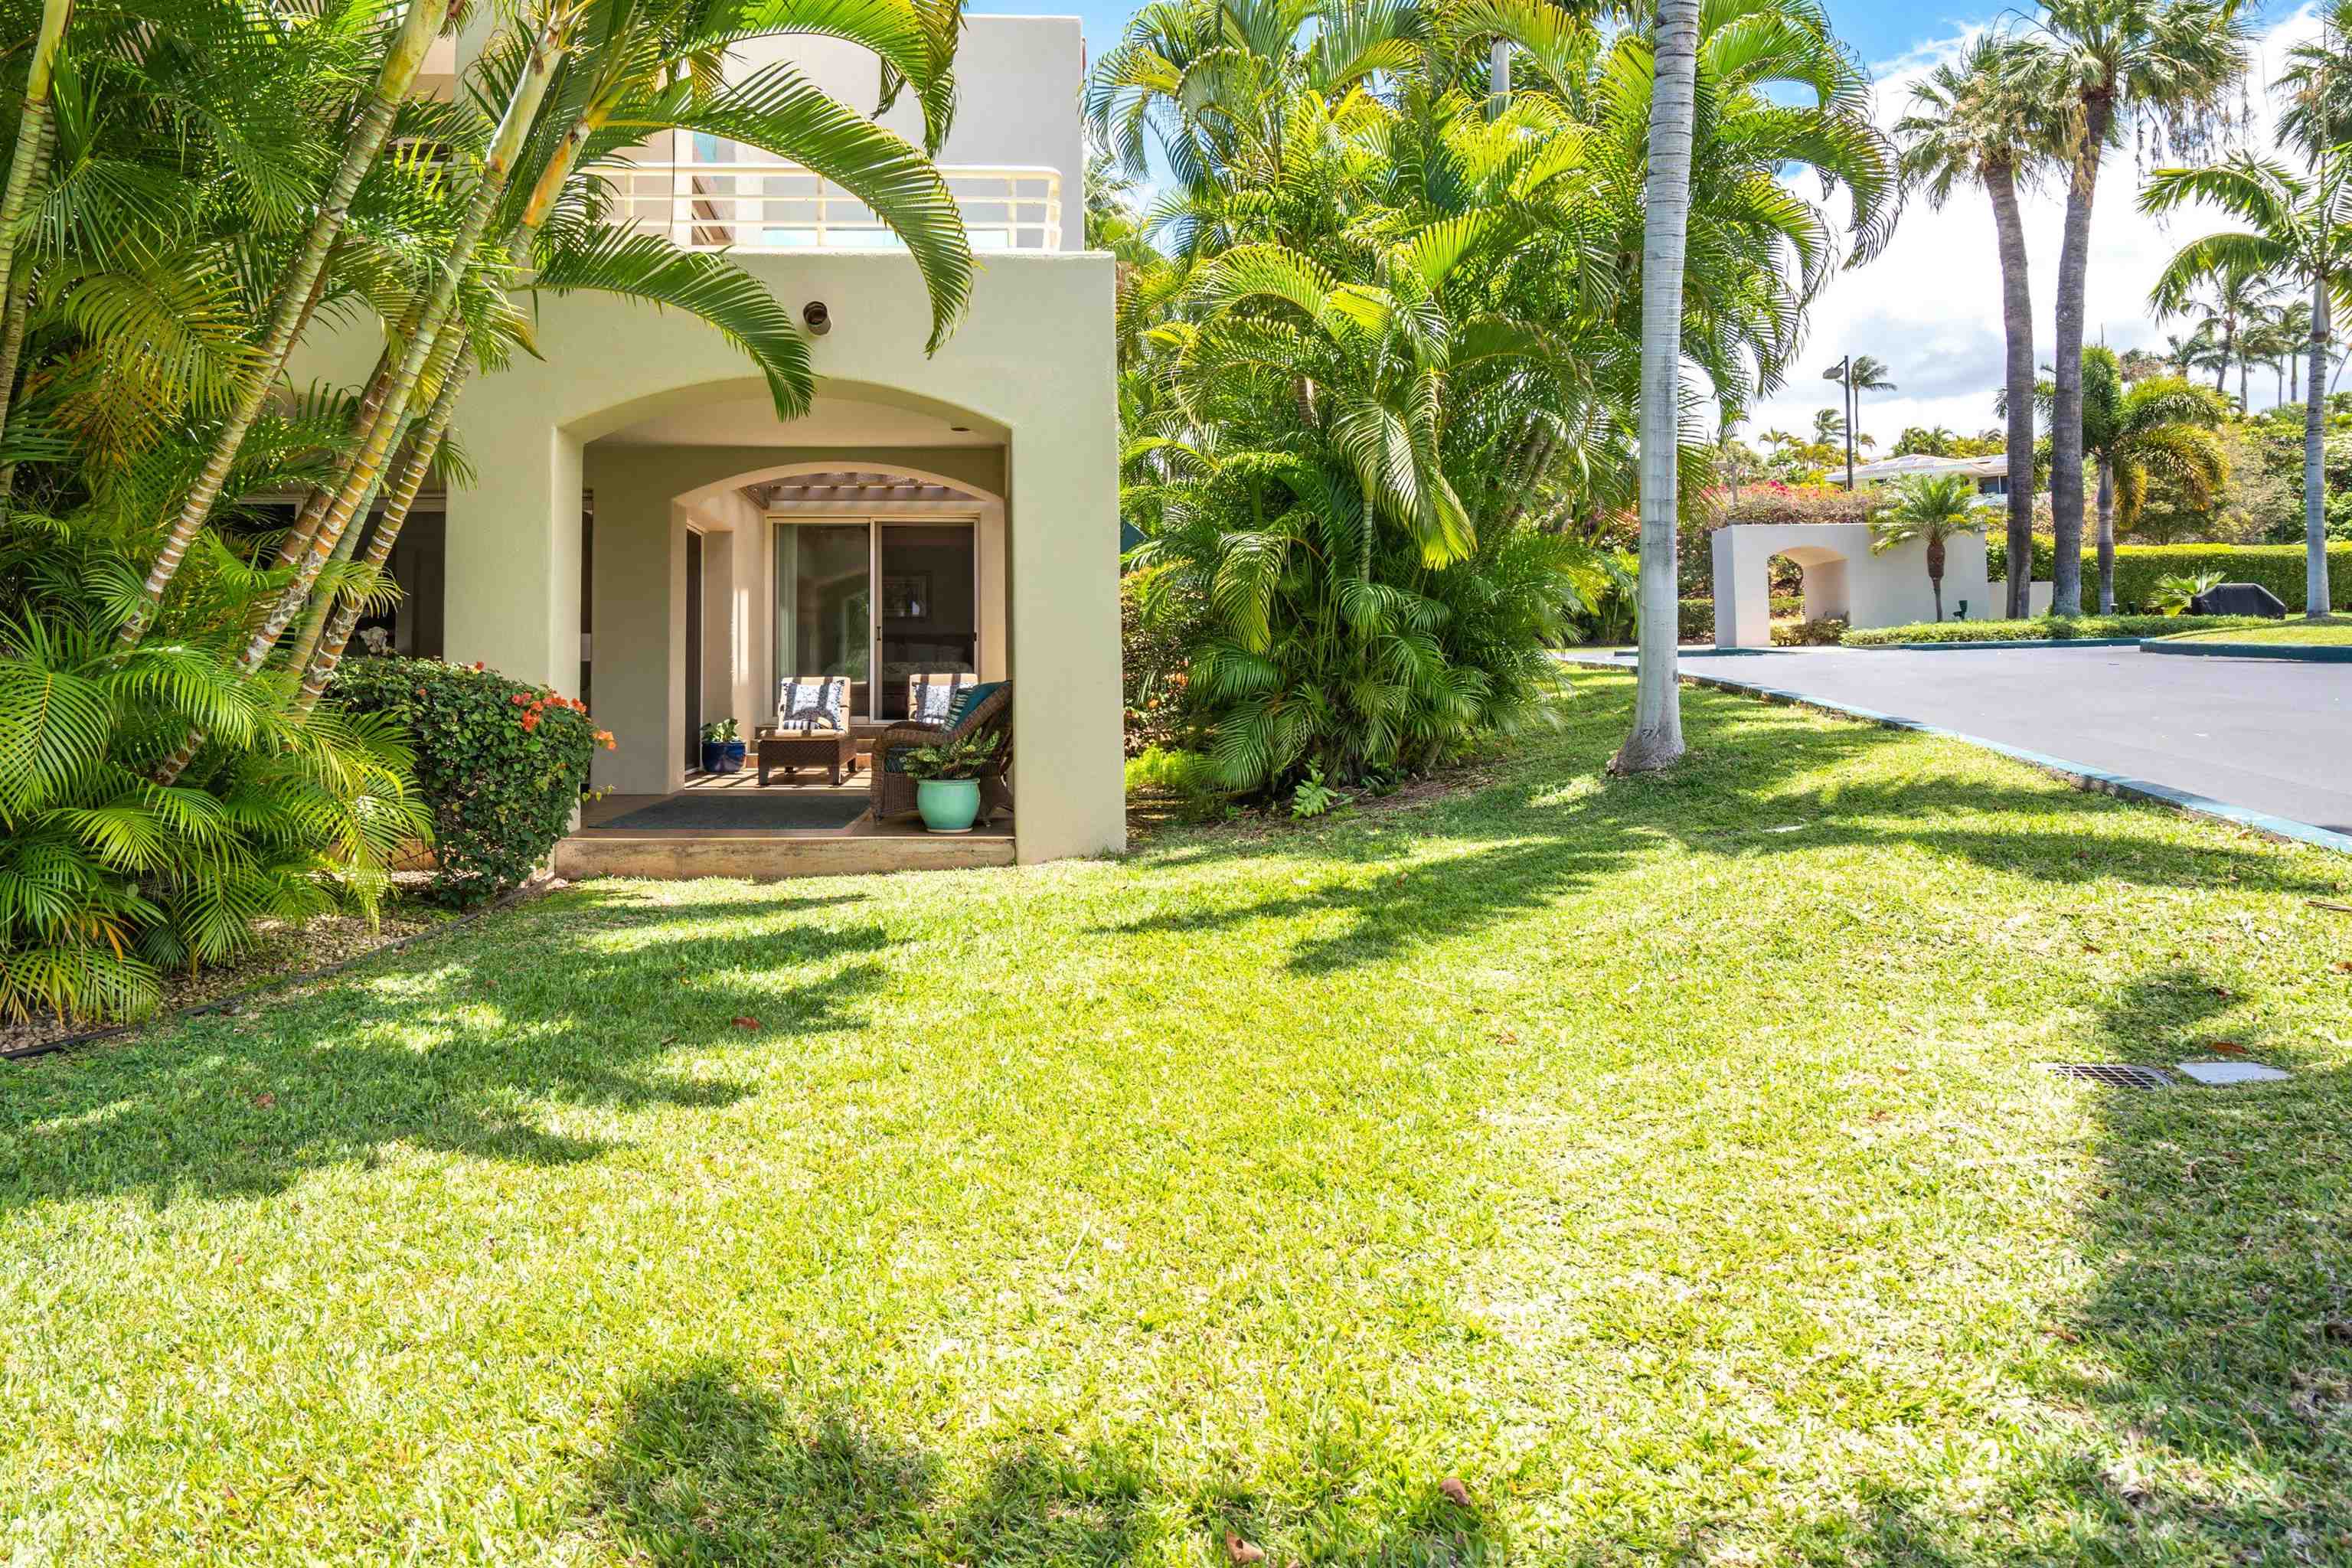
[577,383,1017,797]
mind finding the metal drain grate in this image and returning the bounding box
[2043,1062,2174,1089]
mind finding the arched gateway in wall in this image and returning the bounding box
[1709,521,1994,647]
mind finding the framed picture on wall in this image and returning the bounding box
[881,573,932,619]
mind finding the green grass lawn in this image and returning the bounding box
[2164,616,2352,646]
[7,671,2352,1566]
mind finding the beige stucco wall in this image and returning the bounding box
[1712,523,1994,647]
[288,249,1125,864]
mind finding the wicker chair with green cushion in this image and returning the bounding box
[870,680,1012,822]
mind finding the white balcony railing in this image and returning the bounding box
[610,156,1063,253]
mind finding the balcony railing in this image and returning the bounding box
[609,156,1063,253]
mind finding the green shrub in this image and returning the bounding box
[1983,541,2352,613]
[1120,574,1199,757]
[1773,616,1848,646]
[1125,745,1229,820]
[2,616,430,1024]
[332,658,611,906]
[1843,614,2275,647]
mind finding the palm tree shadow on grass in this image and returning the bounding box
[1106,697,2341,977]
[1797,970,2352,1560]
[0,889,890,1214]
[590,1358,1509,1566]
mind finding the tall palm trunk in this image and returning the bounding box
[2306,276,2334,620]
[1986,161,2036,619]
[1611,0,1700,775]
[2095,457,2115,612]
[299,357,473,710]
[120,0,449,644]
[2048,95,2110,619]
[237,24,560,672]
[2213,325,2230,392]
[0,0,71,321]
[150,15,560,787]
[1929,534,1946,622]
[0,1,71,516]
[299,93,606,712]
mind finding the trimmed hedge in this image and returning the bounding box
[1984,541,2352,614]
[1843,614,2275,647]
[332,657,612,905]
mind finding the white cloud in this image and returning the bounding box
[1742,5,2330,448]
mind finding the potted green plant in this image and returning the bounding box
[698,717,744,775]
[899,731,1002,833]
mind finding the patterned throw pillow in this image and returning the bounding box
[776,677,848,733]
[909,672,975,723]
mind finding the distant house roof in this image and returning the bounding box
[1846,452,2007,483]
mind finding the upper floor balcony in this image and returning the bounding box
[609,150,1063,253]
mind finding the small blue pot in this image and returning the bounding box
[916,777,982,833]
[701,739,746,775]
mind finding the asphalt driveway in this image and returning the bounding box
[1596,644,2352,842]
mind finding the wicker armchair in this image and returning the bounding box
[870,681,1012,823]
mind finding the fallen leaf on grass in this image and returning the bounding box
[2206,1040,2248,1057]
[732,1017,761,1031]
[1439,1478,1472,1507]
[2321,1321,2352,1344]
[1224,1533,1266,1564]
[2308,899,2352,914]
[252,1093,276,1109]
[2331,960,2352,975]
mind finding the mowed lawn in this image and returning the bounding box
[7,670,2352,1566]
[2169,616,2352,645]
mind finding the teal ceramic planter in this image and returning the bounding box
[916,777,982,833]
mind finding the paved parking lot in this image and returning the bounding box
[1601,644,2352,842]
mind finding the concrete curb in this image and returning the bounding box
[1839,637,2144,652]
[1563,656,2352,858]
[2141,638,2352,664]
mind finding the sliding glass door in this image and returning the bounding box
[873,522,978,720]
[773,517,977,721]
[773,521,871,718]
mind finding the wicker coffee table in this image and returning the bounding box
[756,728,859,786]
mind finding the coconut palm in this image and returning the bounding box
[2157,255,2277,407]
[2077,350,2226,609]
[1868,472,1984,622]
[2033,0,2251,617]
[2143,152,2351,620]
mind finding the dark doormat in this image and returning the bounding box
[599,792,871,832]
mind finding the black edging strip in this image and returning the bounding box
[4,880,557,1064]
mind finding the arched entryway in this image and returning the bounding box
[578,384,1010,795]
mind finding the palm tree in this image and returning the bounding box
[2077,349,2227,609]
[2034,0,2251,618]
[1759,427,1800,451]
[2158,256,2277,407]
[2272,297,2314,401]
[2143,152,2350,620]
[1812,407,1847,445]
[2161,324,2227,381]
[1896,34,2056,618]
[1613,0,1704,774]
[1868,473,1985,622]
